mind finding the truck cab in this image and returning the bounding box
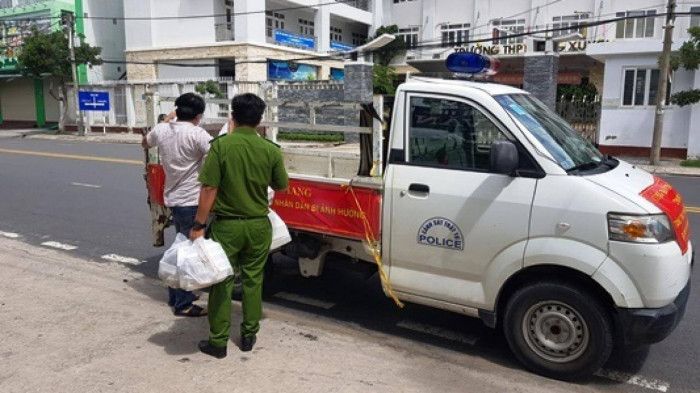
[378,75,692,379]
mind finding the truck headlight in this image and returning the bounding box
[608,213,674,244]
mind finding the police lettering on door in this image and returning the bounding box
[417,217,464,251]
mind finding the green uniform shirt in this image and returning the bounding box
[198,127,288,218]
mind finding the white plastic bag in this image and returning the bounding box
[177,237,234,291]
[269,209,291,250]
[267,187,291,250]
[158,233,188,288]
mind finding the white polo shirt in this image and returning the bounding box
[147,121,212,207]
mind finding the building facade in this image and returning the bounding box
[123,0,378,82]
[381,0,700,158]
[0,0,125,127]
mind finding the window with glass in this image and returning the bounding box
[397,27,419,48]
[408,96,507,171]
[492,19,526,44]
[622,68,670,106]
[330,26,343,42]
[691,6,700,28]
[441,23,470,47]
[266,11,285,38]
[615,10,656,39]
[495,94,603,171]
[352,32,367,46]
[552,13,589,37]
[298,18,314,36]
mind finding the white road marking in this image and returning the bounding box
[0,231,20,239]
[396,320,478,346]
[101,254,142,265]
[40,241,78,251]
[70,182,102,189]
[273,292,336,309]
[595,370,670,392]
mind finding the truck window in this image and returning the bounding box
[408,95,506,171]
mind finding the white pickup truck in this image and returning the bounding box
[270,75,693,380]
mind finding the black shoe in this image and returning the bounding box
[198,340,227,359]
[240,335,256,352]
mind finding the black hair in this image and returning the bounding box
[174,93,206,121]
[157,113,166,123]
[230,93,266,127]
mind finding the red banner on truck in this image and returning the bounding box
[641,176,690,254]
[272,178,382,241]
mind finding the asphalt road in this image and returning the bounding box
[0,136,698,393]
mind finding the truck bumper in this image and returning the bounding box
[615,275,691,347]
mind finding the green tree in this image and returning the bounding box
[18,29,102,131]
[195,80,224,98]
[372,25,406,66]
[669,26,700,106]
[373,64,396,95]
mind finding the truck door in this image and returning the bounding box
[385,93,536,308]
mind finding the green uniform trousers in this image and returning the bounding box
[208,217,272,347]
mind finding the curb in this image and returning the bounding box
[634,165,700,177]
[24,133,142,145]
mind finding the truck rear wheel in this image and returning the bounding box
[503,281,613,380]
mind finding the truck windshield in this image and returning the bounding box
[495,94,603,171]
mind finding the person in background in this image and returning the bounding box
[143,93,212,317]
[191,93,288,358]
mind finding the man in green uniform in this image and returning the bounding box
[189,93,288,358]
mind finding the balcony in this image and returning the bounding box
[215,23,234,42]
[0,0,49,8]
[344,0,369,11]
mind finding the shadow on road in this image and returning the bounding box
[116,248,653,387]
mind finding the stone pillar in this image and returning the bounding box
[344,62,374,143]
[523,54,559,111]
[344,62,373,102]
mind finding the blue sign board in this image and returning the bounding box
[78,91,110,111]
[274,30,315,50]
[268,60,318,81]
[330,41,354,52]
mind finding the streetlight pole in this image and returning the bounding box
[63,12,84,136]
[650,0,676,165]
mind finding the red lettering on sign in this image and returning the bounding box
[640,176,690,254]
[273,179,382,241]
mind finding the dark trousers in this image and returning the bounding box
[167,206,198,311]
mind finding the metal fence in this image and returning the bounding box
[556,95,601,142]
[65,79,343,131]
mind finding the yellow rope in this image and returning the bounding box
[343,184,404,308]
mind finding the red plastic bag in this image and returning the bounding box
[147,163,166,206]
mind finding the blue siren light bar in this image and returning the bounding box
[445,52,500,75]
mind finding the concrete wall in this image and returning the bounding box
[126,43,343,82]
[157,60,218,80]
[42,79,60,123]
[83,0,125,82]
[687,72,700,159]
[598,54,697,150]
[124,0,217,49]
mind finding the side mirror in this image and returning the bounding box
[490,140,519,176]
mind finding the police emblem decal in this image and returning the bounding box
[416,217,464,251]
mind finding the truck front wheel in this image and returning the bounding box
[503,281,613,380]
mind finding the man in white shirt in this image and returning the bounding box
[144,93,212,317]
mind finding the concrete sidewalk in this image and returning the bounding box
[0,237,584,393]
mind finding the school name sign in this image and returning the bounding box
[453,40,587,57]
